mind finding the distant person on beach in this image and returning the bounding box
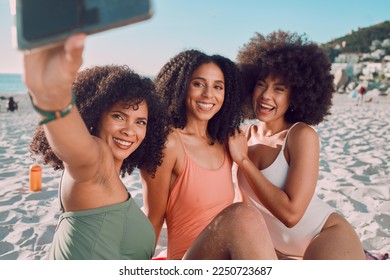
[7,96,18,112]
[356,86,366,106]
[229,30,365,259]
[24,35,169,259]
[141,50,276,260]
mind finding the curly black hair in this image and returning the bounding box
[29,65,168,178]
[154,49,244,144]
[236,30,334,125]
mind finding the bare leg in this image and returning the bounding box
[303,213,365,260]
[183,202,277,260]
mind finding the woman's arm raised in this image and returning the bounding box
[24,35,101,182]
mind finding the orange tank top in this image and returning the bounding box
[165,133,236,259]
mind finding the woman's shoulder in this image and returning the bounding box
[240,123,256,133]
[163,129,186,159]
[289,122,316,133]
[154,128,186,175]
[287,122,318,143]
[240,123,261,139]
[240,124,251,131]
[165,129,181,147]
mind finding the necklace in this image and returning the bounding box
[264,133,279,137]
[263,127,289,137]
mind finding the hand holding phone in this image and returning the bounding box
[24,34,86,105]
[12,0,153,51]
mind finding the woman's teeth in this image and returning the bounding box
[113,138,131,146]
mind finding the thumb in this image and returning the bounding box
[64,34,86,70]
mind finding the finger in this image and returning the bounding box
[64,34,86,67]
[23,46,53,88]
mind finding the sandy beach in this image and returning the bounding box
[0,93,389,260]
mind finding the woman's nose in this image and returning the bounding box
[260,87,272,99]
[121,124,135,136]
[201,86,212,98]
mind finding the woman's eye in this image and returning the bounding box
[113,113,123,120]
[215,85,223,90]
[275,87,286,92]
[256,82,266,88]
[137,120,147,126]
[193,81,204,87]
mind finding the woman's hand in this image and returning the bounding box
[228,129,249,166]
[23,34,86,110]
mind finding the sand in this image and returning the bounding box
[0,93,388,260]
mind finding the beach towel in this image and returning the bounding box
[364,250,389,260]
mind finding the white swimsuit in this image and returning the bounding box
[237,123,334,258]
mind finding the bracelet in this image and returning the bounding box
[29,91,76,125]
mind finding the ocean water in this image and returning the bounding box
[0,74,31,113]
[0,73,156,96]
[0,73,27,95]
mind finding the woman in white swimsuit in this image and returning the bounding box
[228,30,365,259]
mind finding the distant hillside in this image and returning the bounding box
[322,21,390,62]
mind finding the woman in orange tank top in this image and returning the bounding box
[141,50,276,260]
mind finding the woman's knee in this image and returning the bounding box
[309,213,365,259]
[323,213,357,234]
[218,202,268,234]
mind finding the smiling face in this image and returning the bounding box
[185,62,225,122]
[97,100,148,165]
[252,75,291,123]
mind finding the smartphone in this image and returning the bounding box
[11,0,153,50]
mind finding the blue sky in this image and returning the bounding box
[1,0,389,75]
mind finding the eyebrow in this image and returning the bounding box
[191,77,225,84]
[274,82,288,86]
[112,109,148,120]
[259,80,288,87]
